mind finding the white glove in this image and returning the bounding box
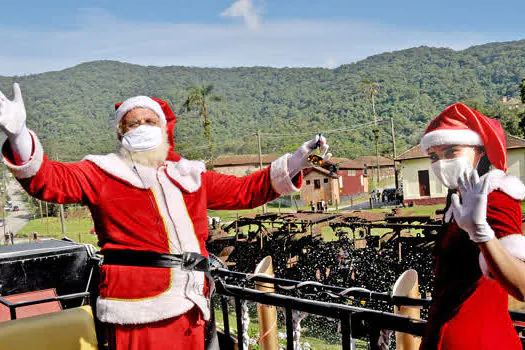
[0,83,27,137]
[0,83,32,162]
[288,134,332,179]
[450,169,495,243]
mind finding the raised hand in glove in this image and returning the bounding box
[0,83,27,138]
[0,83,32,163]
[450,169,495,243]
[288,134,332,179]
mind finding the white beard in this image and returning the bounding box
[118,127,170,168]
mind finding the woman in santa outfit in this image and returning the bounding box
[419,103,525,349]
[0,83,331,350]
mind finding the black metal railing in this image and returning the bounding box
[0,292,91,321]
[212,268,428,350]
[212,268,525,350]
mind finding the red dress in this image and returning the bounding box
[421,190,524,349]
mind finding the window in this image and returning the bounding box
[306,180,311,185]
[324,178,329,183]
[347,170,356,176]
[314,179,321,189]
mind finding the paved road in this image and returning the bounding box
[1,179,32,240]
[339,198,402,211]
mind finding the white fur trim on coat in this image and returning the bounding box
[165,158,206,193]
[97,266,198,324]
[479,234,525,278]
[84,153,149,188]
[482,169,525,201]
[420,129,482,153]
[270,154,300,195]
[2,130,44,179]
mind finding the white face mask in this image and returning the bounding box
[121,125,162,152]
[431,156,473,189]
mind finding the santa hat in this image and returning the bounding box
[420,103,507,172]
[114,96,167,129]
[115,97,181,161]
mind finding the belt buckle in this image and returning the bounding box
[182,252,210,272]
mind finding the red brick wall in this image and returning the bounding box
[339,169,366,196]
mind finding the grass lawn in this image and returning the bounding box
[213,304,367,350]
[17,217,98,246]
[400,204,443,216]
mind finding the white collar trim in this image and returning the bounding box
[83,154,206,192]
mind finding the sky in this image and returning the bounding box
[1,0,524,76]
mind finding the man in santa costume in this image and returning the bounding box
[0,83,330,350]
[419,103,525,349]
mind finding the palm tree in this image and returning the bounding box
[182,84,222,162]
[360,79,381,184]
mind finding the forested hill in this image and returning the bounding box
[1,39,524,162]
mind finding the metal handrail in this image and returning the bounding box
[213,269,525,350]
[0,292,91,321]
[213,270,426,350]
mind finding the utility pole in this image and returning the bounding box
[1,171,5,242]
[45,202,49,236]
[373,128,380,185]
[254,131,266,213]
[55,154,67,235]
[391,117,399,190]
[363,80,381,186]
[39,200,43,223]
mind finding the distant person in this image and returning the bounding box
[3,232,9,245]
[0,83,331,350]
[419,103,525,349]
[32,232,40,242]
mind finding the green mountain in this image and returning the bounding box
[1,40,524,162]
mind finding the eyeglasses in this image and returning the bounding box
[122,118,160,130]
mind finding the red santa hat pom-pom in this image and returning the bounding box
[420,103,507,172]
[114,96,167,129]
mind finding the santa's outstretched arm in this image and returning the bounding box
[0,83,32,163]
[205,135,331,210]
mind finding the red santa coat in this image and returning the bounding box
[422,170,525,349]
[3,131,301,325]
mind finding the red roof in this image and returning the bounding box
[303,166,339,178]
[326,157,364,169]
[212,154,280,166]
[354,155,395,167]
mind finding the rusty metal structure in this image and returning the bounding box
[207,210,443,297]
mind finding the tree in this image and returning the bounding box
[182,84,222,163]
[521,78,525,104]
[360,79,380,125]
[361,79,381,184]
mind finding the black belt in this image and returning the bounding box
[102,250,210,272]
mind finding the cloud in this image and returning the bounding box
[221,0,262,30]
[324,57,338,69]
[0,9,521,76]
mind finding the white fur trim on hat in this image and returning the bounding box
[115,96,166,129]
[420,129,483,153]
